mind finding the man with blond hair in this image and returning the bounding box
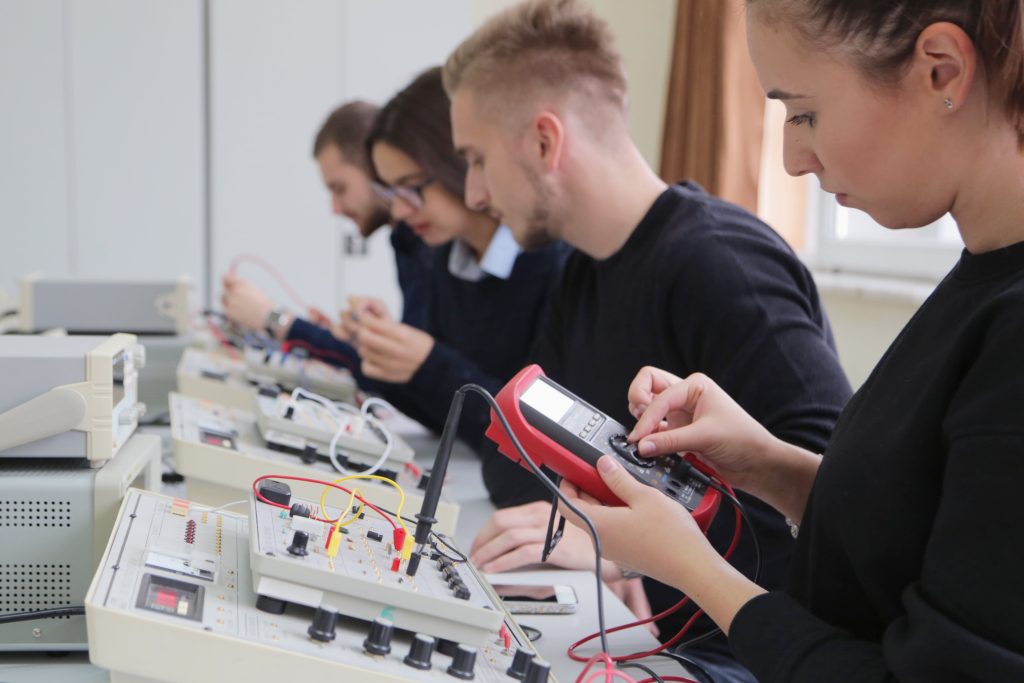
[445,1,852,680]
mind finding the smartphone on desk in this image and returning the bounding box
[491,582,579,615]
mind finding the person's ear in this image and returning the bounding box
[533,111,565,171]
[915,21,977,111]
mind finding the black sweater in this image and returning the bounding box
[730,242,1024,681]
[491,182,853,640]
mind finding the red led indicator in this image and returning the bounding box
[154,589,178,609]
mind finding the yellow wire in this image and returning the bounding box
[319,474,409,540]
[332,487,365,529]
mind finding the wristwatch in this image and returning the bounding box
[264,307,293,339]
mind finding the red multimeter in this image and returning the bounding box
[485,365,721,532]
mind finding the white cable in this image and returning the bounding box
[191,499,248,513]
[287,388,394,476]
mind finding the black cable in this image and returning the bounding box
[412,384,611,655]
[621,662,669,683]
[460,384,611,655]
[0,308,18,320]
[673,627,721,651]
[430,532,469,564]
[0,606,85,624]
[655,651,717,683]
[520,624,543,642]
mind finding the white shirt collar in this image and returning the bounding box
[447,225,522,282]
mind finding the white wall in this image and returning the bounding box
[0,0,69,287]
[0,0,674,323]
[209,0,346,317]
[0,0,204,302]
[816,275,930,389]
[69,0,204,284]
[470,0,676,169]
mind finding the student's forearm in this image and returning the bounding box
[666,546,766,635]
[751,439,822,524]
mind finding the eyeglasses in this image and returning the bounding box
[371,177,436,210]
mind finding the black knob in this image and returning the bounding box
[363,617,394,655]
[506,648,535,679]
[287,530,309,556]
[307,606,338,642]
[300,445,318,465]
[609,434,654,468]
[447,644,477,680]
[523,659,551,683]
[403,633,436,670]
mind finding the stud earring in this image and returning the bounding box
[944,96,954,110]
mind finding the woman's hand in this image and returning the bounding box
[558,456,719,593]
[627,367,824,522]
[221,274,274,333]
[335,296,392,341]
[627,368,777,496]
[356,316,434,383]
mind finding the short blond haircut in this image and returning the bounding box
[443,0,628,119]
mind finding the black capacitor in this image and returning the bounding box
[257,479,291,507]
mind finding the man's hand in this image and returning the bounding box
[471,501,621,577]
[221,274,274,333]
[472,501,658,633]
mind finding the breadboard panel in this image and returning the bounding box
[169,393,459,535]
[87,490,549,683]
[255,393,414,466]
[251,491,498,645]
[243,345,357,403]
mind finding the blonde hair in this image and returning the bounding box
[443,0,628,120]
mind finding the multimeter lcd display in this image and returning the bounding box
[520,380,575,422]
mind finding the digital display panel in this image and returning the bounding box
[136,574,204,620]
[520,379,574,423]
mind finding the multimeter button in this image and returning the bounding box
[608,434,655,468]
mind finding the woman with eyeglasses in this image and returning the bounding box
[559,1,1024,681]
[342,66,569,485]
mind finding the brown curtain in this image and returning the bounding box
[659,0,765,214]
